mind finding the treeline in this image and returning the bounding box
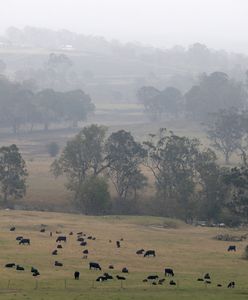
[138,71,248,122]
[0,76,95,133]
[50,124,248,226]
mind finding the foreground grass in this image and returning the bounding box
[0,210,248,299]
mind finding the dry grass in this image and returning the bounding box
[0,210,248,299]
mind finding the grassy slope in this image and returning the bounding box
[0,210,248,300]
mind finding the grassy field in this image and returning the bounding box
[0,210,248,300]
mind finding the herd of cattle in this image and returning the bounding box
[4,226,236,289]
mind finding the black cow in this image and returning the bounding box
[169,280,176,286]
[10,227,16,231]
[116,275,126,280]
[56,236,66,243]
[69,232,73,236]
[96,276,107,282]
[227,281,235,288]
[77,237,84,242]
[204,273,211,280]
[122,267,129,273]
[205,280,211,284]
[136,249,145,255]
[19,238,30,245]
[217,284,222,287]
[16,265,24,271]
[165,268,174,277]
[5,263,15,268]
[40,228,45,233]
[197,278,204,282]
[31,267,40,276]
[33,271,40,277]
[83,249,89,254]
[109,265,114,269]
[89,262,101,270]
[54,261,63,267]
[52,250,58,255]
[80,241,87,246]
[228,245,236,252]
[116,241,121,248]
[147,275,159,280]
[74,271,80,280]
[152,282,157,285]
[57,245,63,249]
[144,250,156,257]
[16,236,23,241]
[158,279,165,285]
[87,236,93,240]
[104,273,113,280]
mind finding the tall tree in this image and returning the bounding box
[51,125,107,199]
[0,145,28,205]
[105,130,147,211]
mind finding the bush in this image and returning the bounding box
[77,176,111,215]
[46,142,59,157]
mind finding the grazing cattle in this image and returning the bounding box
[33,271,40,277]
[104,273,113,280]
[57,244,63,249]
[56,236,66,243]
[19,238,30,245]
[116,241,121,248]
[147,275,159,280]
[52,250,58,255]
[16,265,24,271]
[122,267,129,273]
[96,276,107,282]
[228,245,236,252]
[109,265,114,269]
[144,250,156,257]
[54,261,63,267]
[74,271,80,280]
[77,237,84,242]
[69,232,73,235]
[5,263,15,268]
[116,275,126,280]
[204,273,211,280]
[205,280,211,284]
[197,278,204,282]
[158,279,165,285]
[31,267,40,276]
[80,241,87,246]
[169,280,176,286]
[87,236,92,240]
[165,268,174,277]
[10,227,16,231]
[89,262,101,271]
[83,249,89,254]
[217,284,222,287]
[136,249,145,255]
[40,228,45,233]
[227,281,235,288]
[16,236,23,241]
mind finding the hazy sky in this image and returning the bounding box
[1,0,248,52]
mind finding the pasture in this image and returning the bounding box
[0,210,248,300]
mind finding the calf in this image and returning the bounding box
[227,281,235,288]
[96,276,107,282]
[144,250,156,257]
[10,227,16,231]
[52,250,58,255]
[83,249,89,254]
[57,245,63,249]
[165,268,174,277]
[74,271,80,280]
[89,262,101,271]
[122,267,129,273]
[227,245,236,252]
[104,273,113,280]
[77,237,84,242]
[19,238,30,245]
[56,236,66,243]
[80,241,87,246]
[204,273,211,280]
[169,280,176,286]
[116,241,121,248]
[54,261,63,267]
[16,265,24,271]
[109,265,114,269]
[136,249,145,255]
[40,228,45,233]
[116,275,126,280]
